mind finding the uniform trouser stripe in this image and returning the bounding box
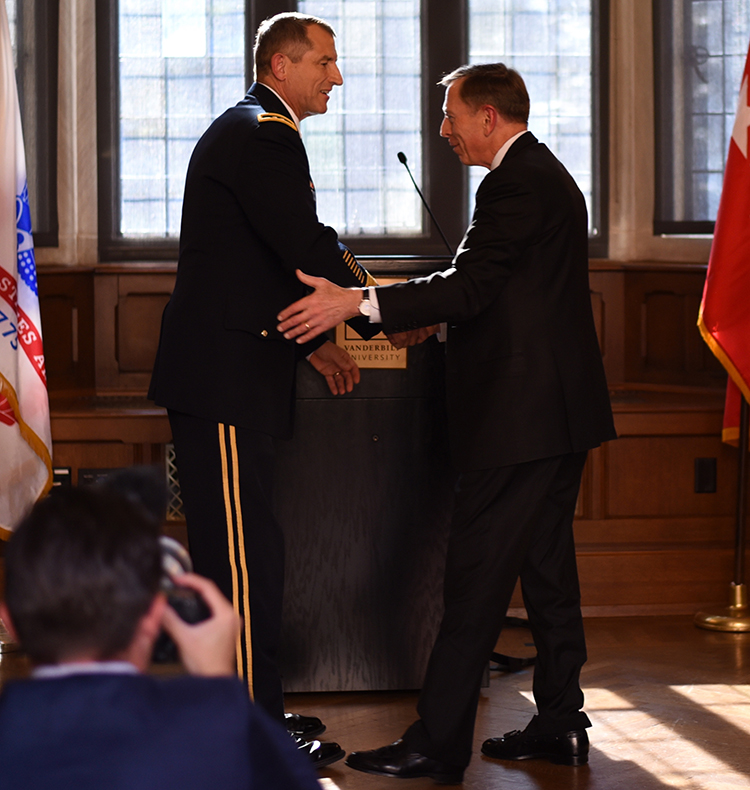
[218,424,243,679]
[168,410,284,719]
[218,423,253,696]
[227,424,254,697]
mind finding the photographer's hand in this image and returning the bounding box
[161,573,240,677]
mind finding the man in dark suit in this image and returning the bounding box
[276,63,617,782]
[0,485,321,790]
[149,13,378,765]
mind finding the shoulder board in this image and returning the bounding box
[258,113,298,133]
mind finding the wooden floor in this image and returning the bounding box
[2,616,749,789]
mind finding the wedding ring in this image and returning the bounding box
[305,322,310,330]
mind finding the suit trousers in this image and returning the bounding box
[404,451,590,767]
[168,409,285,723]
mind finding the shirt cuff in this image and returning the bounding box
[367,287,382,323]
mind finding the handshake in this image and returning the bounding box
[278,270,440,352]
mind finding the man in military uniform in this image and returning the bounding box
[149,13,378,769]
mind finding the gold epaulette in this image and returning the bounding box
[258,112,298,133]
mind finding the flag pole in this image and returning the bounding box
[695,394,750,631]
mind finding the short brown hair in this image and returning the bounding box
[440,63,530,124]
[5,485,162,664]
[253,12,336,79]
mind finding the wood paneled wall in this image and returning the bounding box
[37,269,95,396]
[588,262,726,388]
[37,261,742,621]
[93,269,175,393]
[38,265,174,486]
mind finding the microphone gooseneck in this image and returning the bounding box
[397,152,454,256]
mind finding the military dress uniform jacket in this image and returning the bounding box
[0,673,321,790]
[376,132,616,471]
[149,82,376,438]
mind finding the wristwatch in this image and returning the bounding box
[358,288,372,317]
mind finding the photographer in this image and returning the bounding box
[0,485,321,790]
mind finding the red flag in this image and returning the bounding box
[698,41,750,446]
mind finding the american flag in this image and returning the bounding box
[0,2,52,535]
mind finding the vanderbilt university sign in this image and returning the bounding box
[334,277,407,369]
[335,325,407,369]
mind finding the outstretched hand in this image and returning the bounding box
[310,340,361,394]
[277,270,363,344]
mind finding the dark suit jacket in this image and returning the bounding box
[149,82,377,438]
[377,132,616,471]
[0,673,320,790]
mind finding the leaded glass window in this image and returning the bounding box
[100,1,605,256]
[118,0,245,237]
[468,0,595,235]
[655,0,750,232]
[298,0,423,236]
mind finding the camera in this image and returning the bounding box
[92,467,211,663]
[151,536,211,664]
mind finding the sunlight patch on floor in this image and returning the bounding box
[669,684,750,735]
[520,687,638,710]
[581,686,750,790]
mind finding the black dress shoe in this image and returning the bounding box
[293,735,346,769]
[346,739,465,784]
[481,727,589,766]
[285,712,326,739]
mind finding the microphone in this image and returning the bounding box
[397,152,454,256]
